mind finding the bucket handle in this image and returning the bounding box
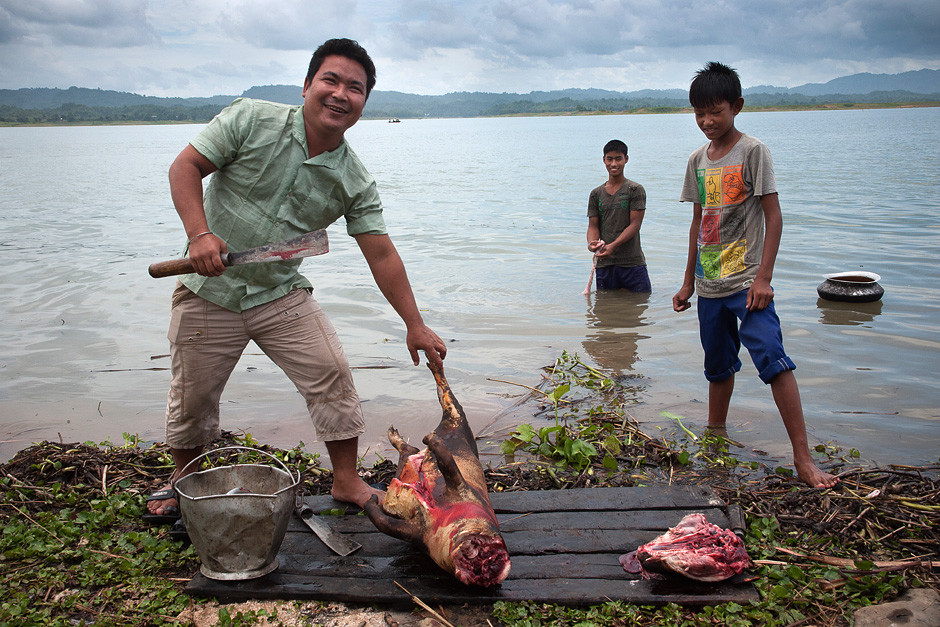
[175,446,300,499]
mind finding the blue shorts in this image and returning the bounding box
[595,265,651,292]
[697,289,795,384]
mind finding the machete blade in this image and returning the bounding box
[296,504,362,557]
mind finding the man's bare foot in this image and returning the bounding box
[796,461,839,489]
[146,484,179,516]
[331,477,385,508]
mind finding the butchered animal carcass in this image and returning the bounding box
[363,363,511,587]
[619,513,750,582]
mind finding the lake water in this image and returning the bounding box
[1,107,938,469]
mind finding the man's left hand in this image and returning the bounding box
[407,325,447,368]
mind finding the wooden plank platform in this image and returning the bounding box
[186,485,757,606]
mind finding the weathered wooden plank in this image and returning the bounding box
[491,485,725,514]
[502,527,661,555]
[273,552,630,581]
[295,506,731,535]
[283,525,665,557]
[497,507,730,532]
[187,572,758,607]
[303,485,724,515]
[285,511,732,557]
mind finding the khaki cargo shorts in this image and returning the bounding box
[164,284,365,449]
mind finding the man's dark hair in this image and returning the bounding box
[306,38,377,98]
[689,61,741,109]
[603,139,628,156]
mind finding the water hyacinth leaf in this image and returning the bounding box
[549,383,570,403]
[516,423,537,443]
[603,434,621,455]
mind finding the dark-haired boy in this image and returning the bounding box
[672,62,837,489]
[586,139,651,292]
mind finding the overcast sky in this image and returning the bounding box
[1,0,938,97]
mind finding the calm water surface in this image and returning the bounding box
[1,108,938,468]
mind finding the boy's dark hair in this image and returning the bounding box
[603,139,628,156]
[689,61,741,109]
[306,38,377,98]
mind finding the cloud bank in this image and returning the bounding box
[0,0,937,97]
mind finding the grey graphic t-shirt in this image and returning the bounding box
[680,134,776,298]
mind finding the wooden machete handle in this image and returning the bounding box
[148,258,197,278]
[149,253,232,278]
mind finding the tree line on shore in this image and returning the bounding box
[1,89,937,125]
[0,102,226,125]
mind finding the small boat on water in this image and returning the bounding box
[388,118,401,123]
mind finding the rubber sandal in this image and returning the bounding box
[169,517,190,544]
[142,488,181,525]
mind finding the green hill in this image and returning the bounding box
[1,69,938,124]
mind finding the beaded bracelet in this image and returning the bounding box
[188,231,213,244]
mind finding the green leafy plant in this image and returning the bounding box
[501,422,598,470]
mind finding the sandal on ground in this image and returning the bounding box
[142,488,181,525]
[169,517,189,544]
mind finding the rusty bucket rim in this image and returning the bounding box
[174,445,300,502]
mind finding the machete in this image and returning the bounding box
[148,229,329,278]
[297,504,362,556]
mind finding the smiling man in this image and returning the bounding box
[145,38,447,526]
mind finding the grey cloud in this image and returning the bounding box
[382,0,642,72]
[386,0,938,68]
[389,0,482,53]
[0,6,24,43]
[0,0,935,97]
[637,0,940,63]
[842,0,940,57]
[488,0,640,58]
[0,0,158,47]
[219,1,373,52]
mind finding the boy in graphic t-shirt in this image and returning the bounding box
[672,62,838,489]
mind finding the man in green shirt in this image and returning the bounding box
[146,38,447,522]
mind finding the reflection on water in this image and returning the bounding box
[1,109,938,466]
[816,299,884,326]
[582,290,650,375]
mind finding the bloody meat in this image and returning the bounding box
[620,513,750,582]
[363,363,511,587]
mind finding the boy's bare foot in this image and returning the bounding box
[795,461,839,489]
[146,483,179,516]
[331,477,385,508]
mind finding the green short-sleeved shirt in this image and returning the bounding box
[179,98,387,312]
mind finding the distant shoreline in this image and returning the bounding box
[490,101,940,118]
[1,101,937,127]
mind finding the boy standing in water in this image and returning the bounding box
[672,62,837,489]
[586,139,651,292]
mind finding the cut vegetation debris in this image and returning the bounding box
[1,351,937,625]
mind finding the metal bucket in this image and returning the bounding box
[174,446,299,580]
